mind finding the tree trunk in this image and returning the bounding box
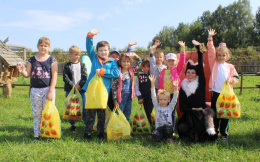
[3,82,12,98]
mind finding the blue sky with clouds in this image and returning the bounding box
[0,0,259,51]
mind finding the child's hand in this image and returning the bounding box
[75,84,82,91]
[16,62,24,72]
[47,91,55,101]
[89,29,100,36]
[150,40,161,53]
[114,101,119,108]
[138,99,144,104]
[128,41,138,49]
[227,78,233,84]
[96,69,101,75]
[178,41,185,49]
[172,78,179,91]
[149,75,156,84]
[154,40,161,47]
[126,52,138,58]
[192,40,200,46]
[208,29,217,38]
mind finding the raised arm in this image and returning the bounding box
[176,41,185,74]
[207,29,217,71]
[86,29,100,61]
[126,41,138,53]
[169,78,179,111]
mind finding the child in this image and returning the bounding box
[158,41,185,132]
[134,58,153,124]
[108,41,138,110]
[207,29,239,143]
[17,37,58,141]
[149,75,179,143]
[63,45,88,132]
[112,52,141,121]
[149,40,167,92]
[82,29,119,139]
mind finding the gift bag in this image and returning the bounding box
[216,81,241,119]
[86,74,108,109]
[93,107,112,133]
[131,104,151,134]
[63,86,83,120]
[40,100,61,138]
[107,107,131,141]
[151,108,156,130]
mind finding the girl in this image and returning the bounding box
[17,37,58,141]
[135,58,153,124]
[112,52,141,121]
[158,41,185,132]
[149,75,179,143]
[207,29,239,143]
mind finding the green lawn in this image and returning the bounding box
[0,76,259,161]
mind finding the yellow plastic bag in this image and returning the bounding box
[107,107,131,141]
[40,100,61,138]
[63,85,83,120]
[216,81,241,119]
[86,74,108,109]
[131,104,151,134]
[93,107,112,133]
[151,108,156,130]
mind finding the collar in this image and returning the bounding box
[181,76,199,97]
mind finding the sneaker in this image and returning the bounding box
[70,125,76,133]
[221,136,228,145]
[33,136,40,142]
[84,133,92,139]
[98,133,105,139]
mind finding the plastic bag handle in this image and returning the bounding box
[224,81,232,91]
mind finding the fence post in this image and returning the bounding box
[240,72,243,95]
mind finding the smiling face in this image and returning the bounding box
[158,94,170,107]
[166,59,177,69]
[37,42,50,55]
[97,46,109,59]
[142,64,150,73]
[155,53,164,65]
[216,50,227,63]
[120,57,131,70]
[186,69,197,82]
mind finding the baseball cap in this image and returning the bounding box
[109,50,120,56]
[166,53,177,60]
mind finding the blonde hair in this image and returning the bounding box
[69,45,81,55]
[37,37,50,46]
[216,46,231,61]
[157,89,170,101]
[155,50,164,57]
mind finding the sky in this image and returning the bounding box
[0,0,259,52]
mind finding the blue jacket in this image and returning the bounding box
[82,35,119,94]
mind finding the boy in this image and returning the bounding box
[149,40,167,92]
[149,75,179,143]
[63,45,88,132]
[82,29,119,139]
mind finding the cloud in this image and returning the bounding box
[122,0,150,9]
[97,12,112,21]
[0,9,93,31]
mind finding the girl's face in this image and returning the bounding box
[142,64,150,73]
[216,50,227,63]
[155,53,164,65]
[121,57,131,70]
[37,42,50,55]
[166,59,177,69]
[158,94,170,107]
[186,69,197,82]
[98,46,109,59]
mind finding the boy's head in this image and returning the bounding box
[118,53,132,70]
[109,50,120,61]
[157,89,171,107]
[96,41,110,59]
[37,37,50,54]
[141,57,150,73]
[166,53,177,69]
[69,45,81,63]
[216,43,230,63]
[155,50,164,65]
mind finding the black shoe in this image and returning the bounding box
[98,133,105,139]
[84,133,92,139]
[70,125,76,133]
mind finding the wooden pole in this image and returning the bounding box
[240,73,243,95]
[3,82,12,98]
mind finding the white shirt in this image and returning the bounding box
[212,62,229,93]
[71,62,81,85]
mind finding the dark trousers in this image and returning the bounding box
[107,90,114,111]
[85,109,106,134]
[151,123,174,142]
[211,91,229,137]
[142,96,154,125]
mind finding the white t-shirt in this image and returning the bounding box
[212,62,229,93]
[71,62,81,85]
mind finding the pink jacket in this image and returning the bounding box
[117,67,135,103]
[207,39,239,90]
[158,51,185,91]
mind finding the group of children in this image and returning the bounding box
[17,28,238,143]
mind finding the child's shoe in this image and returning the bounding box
[221,136,228,145]
[84,133,92,139]
[33,136,40,142]
[70,125,76,133]
[98,133,105,139]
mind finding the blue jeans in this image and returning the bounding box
[119,92,132,121]
[66,91,87,127]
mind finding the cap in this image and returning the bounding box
[166,53,177,60]
[109,50,120,56]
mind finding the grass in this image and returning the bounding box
[0,76,259,161]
